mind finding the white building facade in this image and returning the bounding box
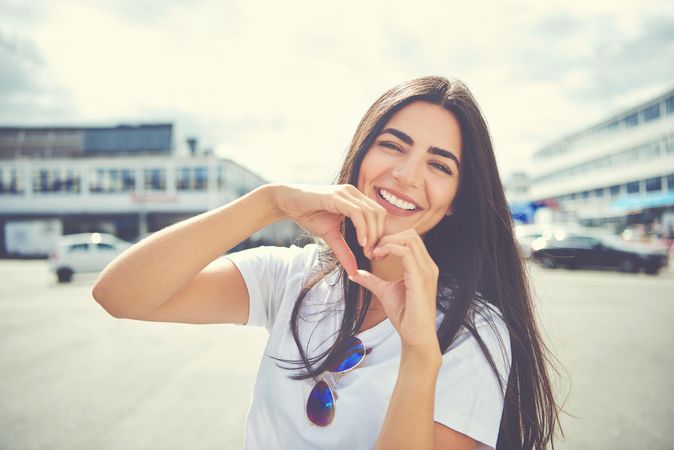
[528,88,674,232]
[0,124,299,257]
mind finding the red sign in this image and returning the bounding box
[130,193,178,204]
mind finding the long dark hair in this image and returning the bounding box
[272,76,562,449]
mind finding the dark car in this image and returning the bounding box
[531,232,669,275]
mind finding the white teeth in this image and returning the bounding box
[379,189,417,211]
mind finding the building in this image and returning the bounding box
[503,171,536,224]
[0,124,299,257]
[528,88,674,233]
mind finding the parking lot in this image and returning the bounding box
[1,259,673,449]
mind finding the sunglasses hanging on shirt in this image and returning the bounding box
[306,336,372,427]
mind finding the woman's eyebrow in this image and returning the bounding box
[380,127,461,169]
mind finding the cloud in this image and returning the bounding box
[0,31,42,96]
[0,28,77,124]
[95,0,219,24]
[589,15,674,97]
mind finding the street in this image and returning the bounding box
[1,260,673,449]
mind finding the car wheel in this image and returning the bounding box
[57,268,73,283]
[645,266,660,275]
[541,256,557,269]
[619,259,638,273]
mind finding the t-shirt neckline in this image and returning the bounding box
[355,317,395,344]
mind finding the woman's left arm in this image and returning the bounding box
[377,343,439,449]
[351,230,478,450]
[378,347,477,450]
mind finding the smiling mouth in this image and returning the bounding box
[378,188,419,211]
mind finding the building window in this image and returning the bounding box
[594,188,604,198]
[639,142,660,159]
[144,168,166,191]
[645,177,662,192]
[176,167,190,190]
[33,168,81,194]
[643,104,661,122]
[195,166,208,190]
[609,185,621,197]
[666,174,674,191]
[581,190,590,199]
[665,135,674,155]
[626,181,640,194]
[666,96,674,115]
[0,167,24,195]
[90,168,135,193]
[176,166,208,191]
[624,113,639,128]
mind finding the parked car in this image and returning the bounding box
[48,233,132,283]
[530,231,669,275]
[515,223,589,258]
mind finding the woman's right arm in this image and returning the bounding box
[92,182,385,324]
[91,184,285,324]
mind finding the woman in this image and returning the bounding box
[93,76,562,449]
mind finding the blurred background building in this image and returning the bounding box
[504,171,536,224]
[520,87,674,237]
[0,123,299,258]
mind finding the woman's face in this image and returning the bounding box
[357,100,463,237]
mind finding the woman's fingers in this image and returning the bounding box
[371,243,421,276]
[330,195,369,249]
[372,230,438,281]
[322,228,358,277]
[344,195,379,257]
[336,187,385,257]
[284,184,386,265]
[359,196,387,256]
[349,269,387,300]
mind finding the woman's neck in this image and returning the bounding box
[370,254,404,281]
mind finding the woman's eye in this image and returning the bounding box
[378,141,453,175]
[430,162,453,176]
[379,141,403,152]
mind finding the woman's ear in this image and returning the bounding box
[445,206,454,217]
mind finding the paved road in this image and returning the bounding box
[529,263,674,450]
[1,260,673,449]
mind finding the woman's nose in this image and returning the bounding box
[392,157,423,188]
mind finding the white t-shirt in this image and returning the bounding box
[226,243,511,450]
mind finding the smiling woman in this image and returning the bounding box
[92,76,563,450]
[358,101,462,237]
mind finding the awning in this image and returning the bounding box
[610,191,674,211]
[508,201,536,224]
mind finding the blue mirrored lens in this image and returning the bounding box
[307,380,334,426]
[328,336,365,373]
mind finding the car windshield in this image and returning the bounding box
[67,243,89,252]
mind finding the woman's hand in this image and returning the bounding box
[350,229,441,359]
[272,183,386,276]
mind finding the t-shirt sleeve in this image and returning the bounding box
[434,306,511,450]
[224,244,317,332]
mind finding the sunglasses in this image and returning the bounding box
[306,336,373,427]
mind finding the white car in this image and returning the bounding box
[48,233,132,283]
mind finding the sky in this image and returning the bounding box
[2,0,673,184]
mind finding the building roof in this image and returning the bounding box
[533,87,674,160]
[0,123,173,159]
